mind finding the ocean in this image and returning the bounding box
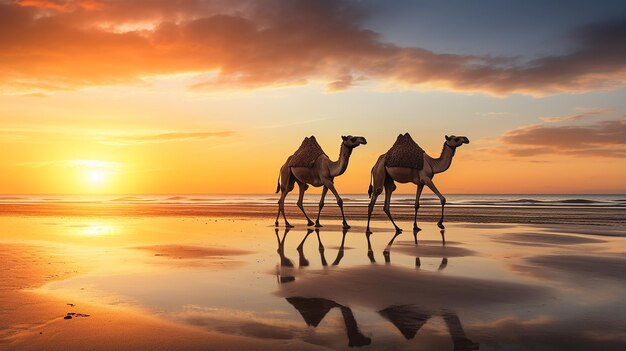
[0,194,624,209]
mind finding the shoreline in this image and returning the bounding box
[0,203,624,227]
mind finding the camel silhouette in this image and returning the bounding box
[275,135,366,229]
[367,133,469,233]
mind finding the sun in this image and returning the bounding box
[87,170,105,185]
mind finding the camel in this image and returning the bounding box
[275,135,367,229]
[366,134,469,234]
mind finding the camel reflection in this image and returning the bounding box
[296,229,313,267]
[286,295,478,349]
[296,228,350,267]
[297,228,329,266]
[286,297,372,347]
[382,231,402,264]
[415,227,446,245]
[366,232,376,263]
[332,228,348,266]
[279,227,450,269]
[275,228,295,283]
[276,227,478,349]
[368,230,449,269]
[276,228,348,283]
[379,305,479,350]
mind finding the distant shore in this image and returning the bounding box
[0,202,624,228]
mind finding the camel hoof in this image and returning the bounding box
[413,224,421,232]
[343,224,351,230]
[365,229,372,234]
[274,221,279,227]
[286,223,295,228]
[307,220,314,226]
[314,223,323,228]
[395,227,403,233]
[437,222,445,229]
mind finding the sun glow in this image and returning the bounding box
[69,160,121,191]
[88,170,105,185]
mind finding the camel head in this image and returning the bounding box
[445,135,470,148]
[342,135,367,148]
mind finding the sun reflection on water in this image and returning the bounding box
[81,224,115,236]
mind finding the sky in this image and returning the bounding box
[0,0,625,194]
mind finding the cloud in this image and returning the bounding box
[20,159,123,171]
[540,108,615,123]
[103,131,235,144]
[256,117,331,130]
[1,1,625,95]
[498,111,626,157]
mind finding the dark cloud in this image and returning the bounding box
[1,1,625,94]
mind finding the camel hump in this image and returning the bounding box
[288,136,326,168]
[385,133,425,169]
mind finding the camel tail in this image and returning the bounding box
[275,173,281,194]
[367,169,373,198]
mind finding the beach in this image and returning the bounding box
[1,198,625,350]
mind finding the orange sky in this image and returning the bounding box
[0,0,624,194]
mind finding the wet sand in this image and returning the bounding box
[0,209,625,350]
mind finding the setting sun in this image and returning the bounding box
[87,170,104,185]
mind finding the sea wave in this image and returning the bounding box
[0,194,623,208]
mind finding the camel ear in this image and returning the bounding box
[445,135,451,141]
[342,135,348,141]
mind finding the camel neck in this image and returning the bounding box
[430,142,456,174]
[330,143,352,177]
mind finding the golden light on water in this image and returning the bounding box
[81,224,115,236]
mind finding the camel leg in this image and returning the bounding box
[277,191,292,228]
[275,194,283,227]
[413,184,424,232]
[366,159,385,234]
[383,178,401,232]
[296,181,314,226]
[323,180,350,229]
[276,160,291,226]
[425,179,446,229]
[366,190,381,234]
[314,186,328,227]
[278,176,296,228]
